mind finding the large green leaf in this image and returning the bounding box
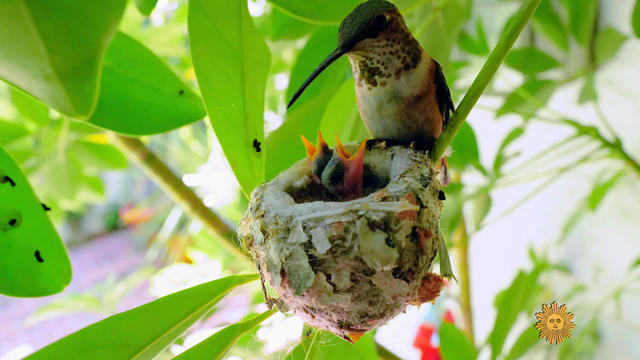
[562,0,599,47]
[0,119,29,144]
[440,322,476,360]
[319,81,368,143]
[503,326,539,360]
[0,145,71,297]
[505,47,560,74]
[175,310,276,360]
[493,126,525,175]
[270,7,319,41]
[268,0,361,25]
[487,266,543,360]
[594,27,627,66]
[68,140,128,172]
[135,0,158,16]
[634,0,640,38]
[287,326,378,360]
[448,122,483,173]
[497,80,557,120]
[532,0,569,51]
[26,274,259,360]
[189,0,271,197]
[266,28,350,180]
[10,87,49,127]
[0,0,126,118]
[87,32,206,135]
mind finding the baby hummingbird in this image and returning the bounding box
[288,0,454,145]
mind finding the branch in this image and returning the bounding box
[111,135,253,266]
[453,218,474,341]
[432,0,543,160]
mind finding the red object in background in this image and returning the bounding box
[413,324,441,360]
[443,309,455,324]
[119,203,154,227]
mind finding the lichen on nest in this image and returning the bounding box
[239,142,452,339]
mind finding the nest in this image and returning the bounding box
[239,142,449,339]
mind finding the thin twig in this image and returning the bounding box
[111,135,253,266]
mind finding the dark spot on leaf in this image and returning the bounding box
[2,176,16,187]
[252,139,262,153]
[178,89,185,95]
[42,203,52,211]
[438,190,446,201]
[8,219,17,226]
[35,250,44,263]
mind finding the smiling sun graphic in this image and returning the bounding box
[535,300,576,344]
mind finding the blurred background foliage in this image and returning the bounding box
[1,0,640,359]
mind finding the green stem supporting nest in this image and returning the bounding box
[432,0,543,160]
[111,135,253,266]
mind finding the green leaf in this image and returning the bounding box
[319,80,368,143]
[175,310,276,360]
[587,170,625,210]
[68,140,128,172]
[470,189,491,229]
[287,327,378,360]
[497,80,557,120]
[270,7,319,41]
[448,122,483,173]
[438,229,456,280]
[417,0,472,71]
[594,27,627,65]
[266,28,349,180]
[25,274,258,360]
[458,20,490,56]
[634,0,640,38]
[0,119,29,144]
[0,0,126,118]
[189,0,271,197]
[88,32,205,135]
[267,0,361,25]
[0,145,71,297]
[493,126,525,175]
[440,322,476,360]
[10,87,49,126]
[135,0,158,16]
[503,326,539,360]
[558,318,600,360]
[488,266,544,359]
[505,47,560,74]
[532,0,569,51]
[629,257,640,270]
[578,75,597,104]
[562,0,599,47]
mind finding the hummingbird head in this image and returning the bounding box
[288,0,417,108]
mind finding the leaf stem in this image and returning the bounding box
[110,135,253,266]
[453,218,474,340]
[432,0,543,160]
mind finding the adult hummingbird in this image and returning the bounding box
[288,0,454,145]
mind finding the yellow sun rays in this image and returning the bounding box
[535,300,576,344]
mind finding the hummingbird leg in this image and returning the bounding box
[335,136,368,200]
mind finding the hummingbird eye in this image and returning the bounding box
[371,14,388,32]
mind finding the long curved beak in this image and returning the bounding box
[287,48,346,109]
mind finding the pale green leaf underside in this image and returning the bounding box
[0,0,126,118]
[189,0,271,197]
[25,274,259,360]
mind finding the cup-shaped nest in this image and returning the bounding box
[239,142,447,339]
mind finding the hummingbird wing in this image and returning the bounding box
[433,61,455,130]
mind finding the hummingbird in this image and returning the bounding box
[301,132,367,200]
[288,0,454,147]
